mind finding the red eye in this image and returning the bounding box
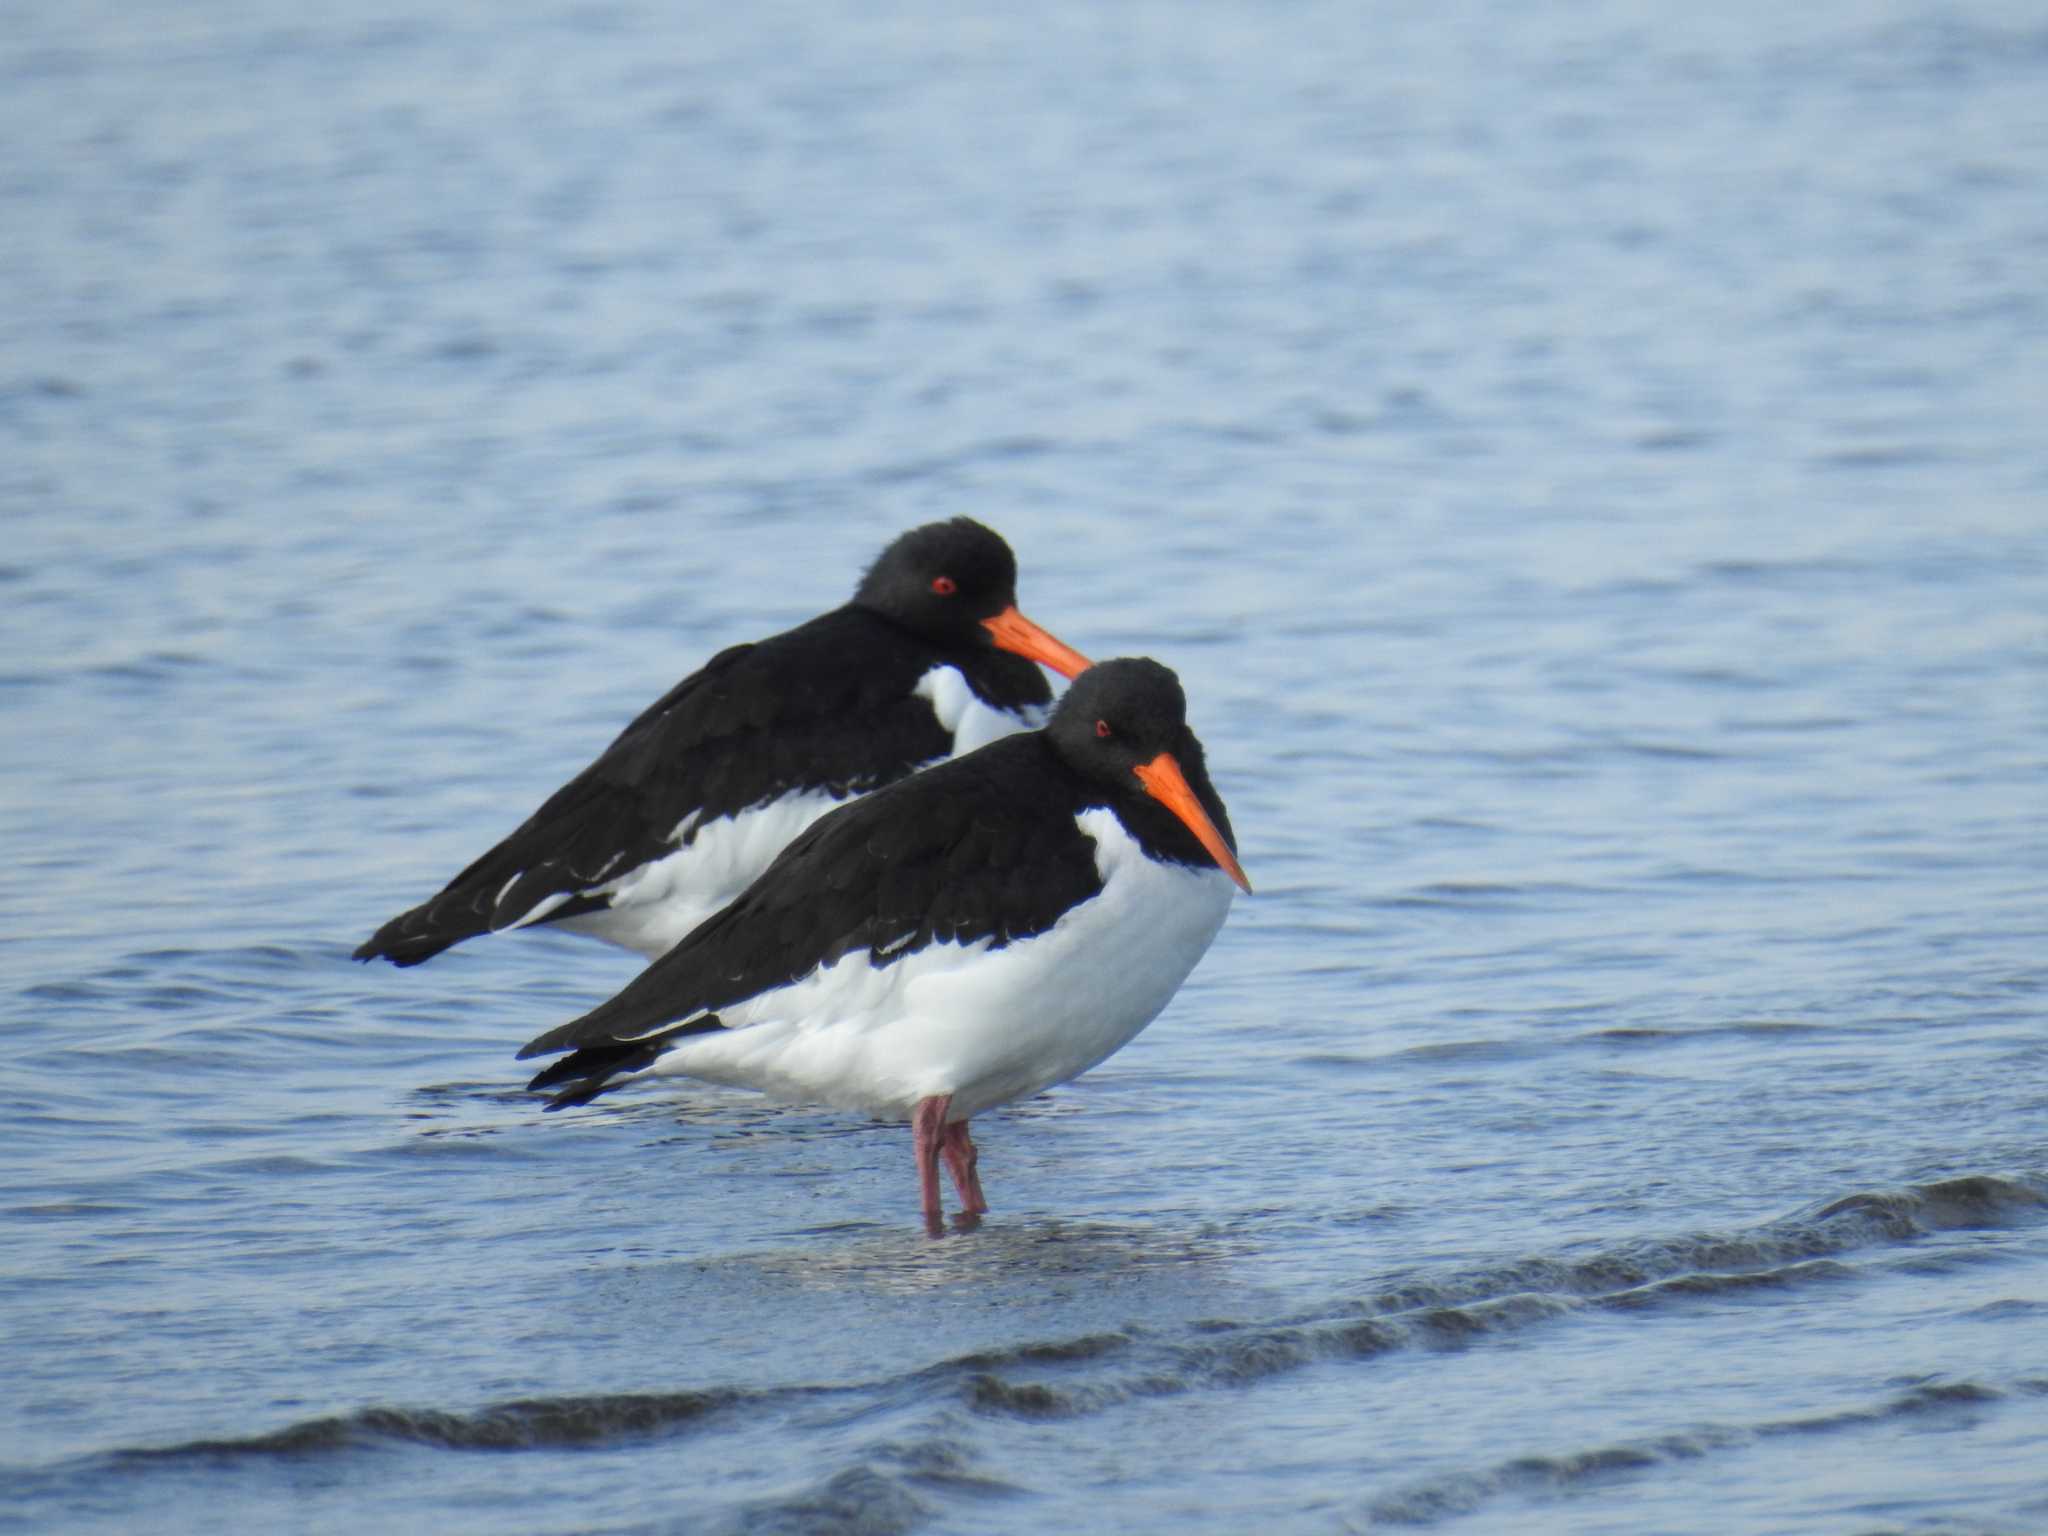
[1095,719,1112,739]
[930,576,957,596]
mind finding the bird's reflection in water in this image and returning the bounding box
[735,1214,1252,1298]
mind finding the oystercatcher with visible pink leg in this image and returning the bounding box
[517,657,1250,1233]
[354,519,1090,967]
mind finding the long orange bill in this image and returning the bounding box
[1132,751,1252,893]
[981,605,1093,680]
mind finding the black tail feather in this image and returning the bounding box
[538,1049,662,1109]
[354,891,611,968]
[525,1016,725,1110]
[352,920,467,967]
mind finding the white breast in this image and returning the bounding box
[546,788,847,959]
[531,668,1046,960]
[650,809,1237,1121]
[914,664,1051,755]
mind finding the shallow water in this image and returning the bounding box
[4,1,2046,1531]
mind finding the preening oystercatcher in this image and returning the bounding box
[517,657,1250,1232]
[354,520,1090,967]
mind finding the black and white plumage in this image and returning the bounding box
[354,519,1091,967]
[517,657,1251,1231]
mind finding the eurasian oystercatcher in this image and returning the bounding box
[354,519,1090,967]
[517,657,1249,1232]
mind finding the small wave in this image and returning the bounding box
[19,980,119,1005]
[952,1331,1132,1371]
[1608,738,1726,762]
[112,1387,751,1462]
[723,1464,929,1536]
[939,1174,2045,1427]
[1961,1297,2048,1323]
[1695,555,1874,586]
[1377,879,1605,912]
[1383,1038,1537,1066]
[962,1373,1086,1420]
[1807,1173,2047,1233]
[83,651,215,685]
[1358,1375,2028,1528]
[1359,1173,2046,1317]
[1601,1257,1858,1308]
[64,1175,2045,1490]
[955,1294,1583,1422]
[1810,443,1946,470]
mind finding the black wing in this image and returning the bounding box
[354,609,963,966]
[516,733,1104,1066]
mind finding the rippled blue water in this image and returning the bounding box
[5,2,2046,1531]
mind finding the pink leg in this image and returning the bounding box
[941,1120,988,1215]
[912,1095,951,1234]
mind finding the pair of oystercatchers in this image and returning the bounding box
[359,519,1248,1230]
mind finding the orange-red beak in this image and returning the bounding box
[981,605,1092,680]
[1133,751,1252,893]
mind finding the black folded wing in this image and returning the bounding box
[517,733,1105,1065]
[354,610,966,966]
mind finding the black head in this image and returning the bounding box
[853,519,1090,677]
[854,518,1021,636]
[1048,658,1250,891]
[1049,658,1192,773]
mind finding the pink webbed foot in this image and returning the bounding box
[940,1120,988,1216]
[912,1096,988,1233]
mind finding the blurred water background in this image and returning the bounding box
[3,1,2046,1531]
